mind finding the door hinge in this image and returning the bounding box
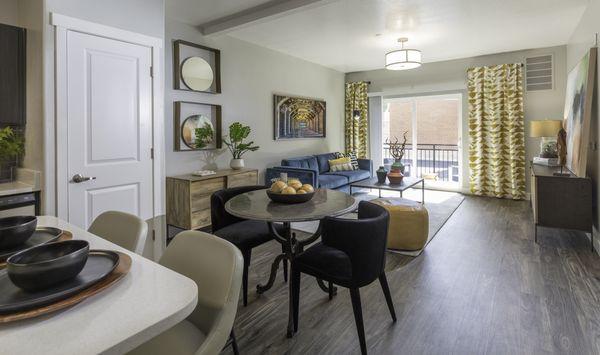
[150,148,154,159]
[150,66,153,77]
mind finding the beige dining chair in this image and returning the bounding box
[88,211,148,254]
[128,230,244,355]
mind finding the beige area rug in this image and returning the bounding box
[292,189,465,256]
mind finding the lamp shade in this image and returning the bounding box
[530,120,562,137]
[385,49,422,70]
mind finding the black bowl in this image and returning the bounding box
[7,240,90,292]
[266,189,315,204]
[0,216,38,250]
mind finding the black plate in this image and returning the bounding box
[0,227,63,262]
[0,250,119,314]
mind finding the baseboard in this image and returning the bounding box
[589,227,600,256]
[455,188,531,200]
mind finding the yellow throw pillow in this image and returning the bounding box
[329,157,354,172]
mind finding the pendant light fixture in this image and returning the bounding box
[385,37,422,70]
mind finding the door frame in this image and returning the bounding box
[380,92,464,191]
[46,14,164,240]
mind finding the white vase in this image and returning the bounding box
[230,158,244,170]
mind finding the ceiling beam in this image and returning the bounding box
[199,0,330,36]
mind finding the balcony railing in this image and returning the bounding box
[383,143,459,182]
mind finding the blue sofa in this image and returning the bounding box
[265,152,373,193]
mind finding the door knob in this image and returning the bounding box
[71,174,96,183]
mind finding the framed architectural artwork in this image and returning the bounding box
[173,40,221,94]
[564,47,597,177]
[174,101,222,151]
[273,94,326,140]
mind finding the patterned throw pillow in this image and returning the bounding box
[329,157,354,172]
[335,151,359,170]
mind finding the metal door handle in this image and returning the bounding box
[71,174,96,183]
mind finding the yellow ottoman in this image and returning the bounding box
[371,197,429,251]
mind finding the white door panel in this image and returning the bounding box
[86,184,140,226]
[66,31,153,229]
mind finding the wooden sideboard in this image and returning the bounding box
[166,168,258,230]
[530,164,593,250]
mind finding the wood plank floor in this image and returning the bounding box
[223,196,600,355]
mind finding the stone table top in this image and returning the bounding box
[225,188,357,222]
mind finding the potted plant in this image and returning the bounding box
[223,122,259,170]
[193,122,214,149]
[386,131,408,174]
[0,127,24,183]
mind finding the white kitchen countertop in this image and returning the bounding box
[0,216,198,355]
[0,181,39,197]
[0,169,42,197]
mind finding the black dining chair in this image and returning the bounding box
[211,185,286,306]
[291,201,396,355]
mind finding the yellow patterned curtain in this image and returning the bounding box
[345,82,369,158]
[467,63,525,200]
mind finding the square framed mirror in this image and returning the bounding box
[174,101,222,151]
[173,40,221,94]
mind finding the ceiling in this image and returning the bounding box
[166,0,273,26]
[168,0,589,73]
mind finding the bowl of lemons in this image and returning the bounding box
[267,179,315,204]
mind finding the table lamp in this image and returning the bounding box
[530,119,563,165]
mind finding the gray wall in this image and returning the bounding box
[346,46,567,193]
[566,0,600,249]
[0,0,19,26]
[165,17,345,180]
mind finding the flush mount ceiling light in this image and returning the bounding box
[385,37,422,70]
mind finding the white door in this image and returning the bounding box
[65,31,153,229]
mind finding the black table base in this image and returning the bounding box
[256,221,337,337]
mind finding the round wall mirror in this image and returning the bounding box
[181,57,214,91]
[181,114,214,149]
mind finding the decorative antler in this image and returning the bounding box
[386,131,408,160]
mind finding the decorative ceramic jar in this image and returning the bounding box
[230,158,244,170]
[387,165,404,184]
[391,159,405,174]
[376,166,387,184]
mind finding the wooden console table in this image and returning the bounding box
[166,168,258,230]
[530,164,593,250]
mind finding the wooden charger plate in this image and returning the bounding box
[0,231,73,269]
[0,251,132,323]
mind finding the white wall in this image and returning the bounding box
[44,0,164,39]
[164,18,346,181]
[346,46,568,193]
[566,0,600,251]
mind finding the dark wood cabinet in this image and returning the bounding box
[530,164,593,249]
[0,23,26,127]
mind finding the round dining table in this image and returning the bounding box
[225,188,357,337]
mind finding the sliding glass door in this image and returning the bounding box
[382,93,462,189]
